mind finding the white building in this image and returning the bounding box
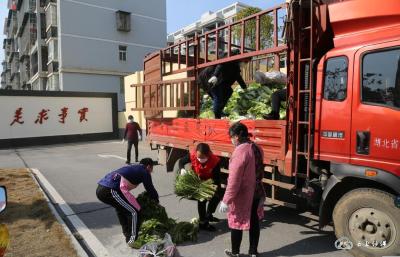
[167,2,250,44]
[2,0,167,111]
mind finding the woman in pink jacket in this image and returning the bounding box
[220,122,266,257]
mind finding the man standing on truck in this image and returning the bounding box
[198,49,247,119]
[254,71,287,120]
[178,143,222,231]
[122,115,142,164]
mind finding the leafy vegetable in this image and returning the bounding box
[174,169,217,202]
[200,82,286,120]
[133,192,199,249]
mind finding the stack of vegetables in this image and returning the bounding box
[199,82,286,121]
[174,169,217,201]
[132,192,199,249]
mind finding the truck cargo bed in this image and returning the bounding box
[147,118,287,165]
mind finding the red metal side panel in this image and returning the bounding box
[148,118,287,168]
[252,120,286,165]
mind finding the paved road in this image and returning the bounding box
[0,140,352,257]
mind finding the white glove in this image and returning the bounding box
[219,202,228,213]
[121,139,125,144]
[180,169,187,175]
[208,76,218,85]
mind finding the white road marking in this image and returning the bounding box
[31,168,111,257]
[98,154,126,161]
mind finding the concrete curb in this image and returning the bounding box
[30,168,111,257]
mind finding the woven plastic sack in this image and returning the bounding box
[254,71,287,86]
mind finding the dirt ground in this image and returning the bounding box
[0,168,79,257]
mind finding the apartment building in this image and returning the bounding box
[167,2,250,44]
[1,0,167,110]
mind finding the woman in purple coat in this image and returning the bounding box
[219,122,266,257]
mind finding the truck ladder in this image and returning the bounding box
[294,0,319,182]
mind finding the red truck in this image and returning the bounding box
[132,0,400,256]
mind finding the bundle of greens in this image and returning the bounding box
[132,192,199,249]
[174,169,217,202]
[199,82,286,120]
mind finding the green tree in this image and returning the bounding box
[234,7,274,50]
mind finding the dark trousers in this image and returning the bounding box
[231,198,260,255]
[271,88,287,116]
[127,140,139,163]
[96,185,140,243]
[198,189,221,223]
[210,85,233,119]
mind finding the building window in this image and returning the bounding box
[362,48,400,109]
[116,11,131,32]
[119,45,127,61]
[323,56,348,101]
[120,76,125,94]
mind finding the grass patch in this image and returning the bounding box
[0,168,79,257]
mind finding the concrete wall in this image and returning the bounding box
[0,91,118,147]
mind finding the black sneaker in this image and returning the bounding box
[207,215,220,222]
[224,249,240,257]
[125,161,130,164]
[135,159,139,163]
[199,222,216,232]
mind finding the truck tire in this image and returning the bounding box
[333,188,400,257]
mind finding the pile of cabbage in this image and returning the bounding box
[199,82,286,121]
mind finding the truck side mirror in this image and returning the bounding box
[0,186,6,213]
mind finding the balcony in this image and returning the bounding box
[10,53,20,75]
[31,51,38,76]
[47,61,58,74]
[19,14,37,55]
[6,70,11,84]
[19,56,30,84]
[2,61,7,71]
[10,11,18,35]
[45,3,57,31]
[46,73,59,90]
[46,26,57,39]
[10,73,20,89]
[1,72,6,86]
[3,18,9,35]
[47,38,57,63]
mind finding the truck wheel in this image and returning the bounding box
[333,188,400,257]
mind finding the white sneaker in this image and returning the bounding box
[224,249,240,257]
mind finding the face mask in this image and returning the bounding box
[197,158,208,164]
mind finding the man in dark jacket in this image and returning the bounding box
[96,158,159,248]
[198,50,247,119]
[123,115,142,164]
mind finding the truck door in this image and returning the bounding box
[351,42,400,175]
[316,55,352,163]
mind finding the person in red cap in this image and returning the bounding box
[178,143,222,231]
